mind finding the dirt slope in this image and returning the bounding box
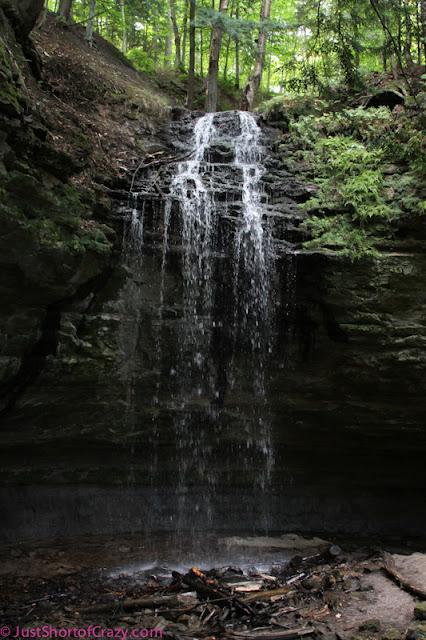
[29,12,172,198]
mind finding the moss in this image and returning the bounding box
[268,103,426,258]
[0,82,25,115]
[1,170,114,257]
[340,324,387,336]
[0,40,28,116]
[78,229,111,254]
[72,129,90,152]
[381,630,402,640]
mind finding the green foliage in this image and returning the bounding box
[291,106,393,143]
[301,215,379,259]
[1,171,114,256]
[126,48,156,73]
[382,117,426,172]
[283,104,426,259]
[47,0,426,107]
[258,94,329,119]
[293,119,392,222]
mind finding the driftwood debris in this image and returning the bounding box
[175,566,258,618]
[66,545,416,640]
[78,594,186,614]
[382,551,426,600]
[227,628,315,639]
[130,150,195,193]
[4,537,426,640]
[241,585,295,603]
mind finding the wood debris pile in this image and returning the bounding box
[73,546,375,639]
[2,546,425,640]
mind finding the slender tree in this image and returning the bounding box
[402,0,413,64]
[205,0,229,112]
[85,0,96,45]
[234,1,240,87]
[120,0,127,52]
[186,0,196,107]
[170,0,182,67]
[240,0,272,110]
[57,0,73,21]
[420,0,426,62]
[182,0,189,69]
[164,2,173,66]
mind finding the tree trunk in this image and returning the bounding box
[170,0,182,68]
[266,52,271,90]
[199,29,203,76]
[416,1,421,63]
[205,0,229,112]
[352,14,360,67]
[382,24,387,71]
[186,0,196,108]
[390,49,398,78]
[223,34,231,80]
[234,2,239,88]
[397,0,403,57]
[120,0,127,53]
[85,0,96,45]
[8,0,45,34]
[402,0,413,65]
[223,0,233,80]
[164,3,173,66]
[421,0,426,63]
[57,0,72,21]
[153,19,158,63]
[182,0,188,69]
[240,0,272,111]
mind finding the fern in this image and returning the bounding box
[282,103,425,258]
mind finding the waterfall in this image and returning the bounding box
[170,113,217,385]
[126,110,276,532]
[168,111,274,530]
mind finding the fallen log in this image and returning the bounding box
[241,586,294,603]
[77,594,191,614]
[226,626,315,639]
[382,551,426,600]
[280,546,341,579]
[176,567,257,618]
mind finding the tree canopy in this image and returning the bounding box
[47,0,426,108]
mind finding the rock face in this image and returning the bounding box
[0,9,120,419]
[1,105,425,541]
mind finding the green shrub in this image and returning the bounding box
[126,48,156,74]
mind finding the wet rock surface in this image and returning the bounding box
[1,103,425,539]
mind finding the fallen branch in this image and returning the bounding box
[130,151,195,193]
[242,586,294,603]
[226,627,315,639]
[382,551,426,600]
[77,594,186,614]
[176,567,257,618]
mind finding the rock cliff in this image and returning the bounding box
[0,13,425,542]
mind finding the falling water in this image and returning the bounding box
[232,112,274,486]
[126,110,276,532]
[169,112,217,385]
[166,111,275,530]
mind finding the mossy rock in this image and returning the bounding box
[381,630,402,640]
[0,74,27,117]
[406,625,426,640]
[359,619,382,633]
[414,604,426,621]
